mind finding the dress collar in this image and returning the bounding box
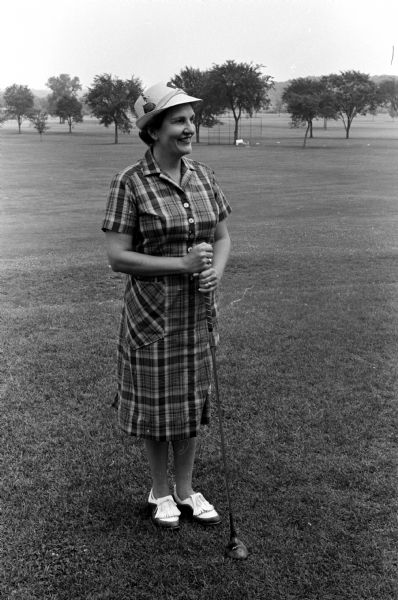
[142,149,196,186]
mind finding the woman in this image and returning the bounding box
[102,82,231,530]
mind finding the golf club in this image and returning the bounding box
[205,293,249,560]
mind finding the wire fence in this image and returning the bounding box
[202,111,272,145]
[200,110,398,145]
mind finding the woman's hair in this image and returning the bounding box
[138,110,168,146]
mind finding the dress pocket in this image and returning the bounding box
[123,278,165,349]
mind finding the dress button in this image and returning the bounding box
[183,202,190,208]
[187,246,193,252]
[188,217,194,224]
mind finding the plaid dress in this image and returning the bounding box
[102,149,231,441]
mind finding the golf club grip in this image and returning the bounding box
[204,292,213,333]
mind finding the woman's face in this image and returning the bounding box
[151,103,196,160]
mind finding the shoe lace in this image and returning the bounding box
[155,498,180,519]
[192,493,214,515]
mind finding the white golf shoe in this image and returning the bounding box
[148,489,181,529]
[173,487,221,526]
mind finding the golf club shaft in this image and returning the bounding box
[204,293,238,538]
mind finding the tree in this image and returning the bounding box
[273,95,285,116]
[46,73,82,97]
[377,78,398,118]
[0,98,6,126]
[3,84,34,133]
[170,67,222,143]
[207,60,274,143]
[282,77,336,147]
[282,77,324,146]
[29,110,49,139]
[85,74,142,144]
[46,74,82,119]
[55,95,83,132]
[322,71,378,138]
[34,95,49,112]
[0,92,6,125]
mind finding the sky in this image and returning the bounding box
[1,0,397,92]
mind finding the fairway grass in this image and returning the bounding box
[1,118,397,599]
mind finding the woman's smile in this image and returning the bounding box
[154,104,196,159]
[178,136,193,146]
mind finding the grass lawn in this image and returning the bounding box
[1,116,397,599]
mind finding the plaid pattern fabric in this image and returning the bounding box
[103,150,231,441]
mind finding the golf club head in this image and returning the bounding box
[225,536,249,560]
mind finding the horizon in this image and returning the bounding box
[3,73,397,98]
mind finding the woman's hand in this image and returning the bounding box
[197,221,230,293]
[198,266,219,293]
[182,243,213,274]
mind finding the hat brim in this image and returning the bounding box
[135,93,202,130]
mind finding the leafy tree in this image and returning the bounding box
[29,110,49,139]
[56,95,83,132]
[322,71,378,138]
[46,74,82,118]
[207,60,274,143]
[0,97,6,126]
[377,78,398,118]
[170,67,222,143]
[85,74,142,144]
[46,73,82,97]
[34,95,49,112]
[4,84,34,133]
[282,77,327,146]
[273,95,285,116]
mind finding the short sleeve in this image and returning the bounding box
[212,172,231,222]
[102,172,137,234]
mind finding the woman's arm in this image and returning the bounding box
[105,231,213,277]
[198,220,231,292]
[212,220,231,281]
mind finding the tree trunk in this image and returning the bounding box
[345,112,355,139]
[18,116,22,133]
[114,122,119,144]
[309,121,313,138]
[195,123,200,143]
[303,122,311,148]
[231,105,242,145]
[233,117,239,144]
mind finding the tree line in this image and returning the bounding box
[1,61,397,144]
[282,72,398,146]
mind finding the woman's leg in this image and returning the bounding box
[173,438,197,500]
[144,439,170,498]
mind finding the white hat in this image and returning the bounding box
[134,82,201,130]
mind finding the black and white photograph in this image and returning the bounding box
[1,0,397,598]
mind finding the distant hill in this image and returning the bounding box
[32,89,49,98]
[371,74,398,84]
[267,81,288,110]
